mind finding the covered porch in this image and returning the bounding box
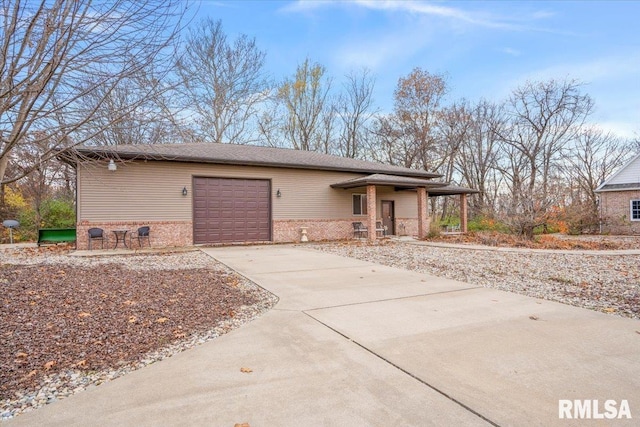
[330,174,478,242]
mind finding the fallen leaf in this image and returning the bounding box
[23,370,38,380]
[78,312,92,318]
[128,316,137,323]
[16,352,28,358]
[156,317,169,323]
[44,360,56,370]
[74,360,87,367]
[240,367,253,373]
[234,423,250,427]
[529,316,539,321]
[123,300,136,306]
[604,308,616,313]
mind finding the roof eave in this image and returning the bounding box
[73,148,442,179]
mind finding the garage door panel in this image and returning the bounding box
[193,177,271,244]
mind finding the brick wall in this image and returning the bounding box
[395,218,419,236]
[273,219,354,242]
[598,190,640,235]
[77,221,192,250]
[77,217,424,249]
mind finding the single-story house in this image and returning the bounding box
[69,143,477,249]
[595,153,640,235]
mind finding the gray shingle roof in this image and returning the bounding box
[74,143,441,179]
[330,174,449,189]
[594,183,640,192]
[426,184,480,196]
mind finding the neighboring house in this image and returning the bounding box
[70,143,477,249]
[595,153,640,235]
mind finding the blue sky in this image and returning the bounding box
[195,0,640,138]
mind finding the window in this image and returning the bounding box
[353,194,368,215]
[631,200,640,221]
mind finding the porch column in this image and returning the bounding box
[417,187,429,239]
[460,193,468,233]
[366,184,377,242]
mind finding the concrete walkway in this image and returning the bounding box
[407,238,640,255]
[7,245,640,426]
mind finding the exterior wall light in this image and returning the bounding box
[276,189,281,198]
[182,187,188,196]
[108,159,117,171]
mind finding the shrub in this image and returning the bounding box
[467,216,509,233]
[40,198,75,228]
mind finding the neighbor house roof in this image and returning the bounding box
[73,143,442,179]
[594,153,640,193]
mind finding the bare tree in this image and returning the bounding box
[0,0,186,184]
[455,100,505,217]
[8,132,74,226]
[496,79,593,238]
[561,127,633,231]
[176,18,269,144]
[259,58,334,151]
[435,101,472,219]
[335,69,377,158]
[370,68,447,170]
[79,67,183,146]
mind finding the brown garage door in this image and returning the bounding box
[193,177,271,244]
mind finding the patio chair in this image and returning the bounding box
[352,222,367,238]
[376,221,386,237]
[87,227,107,250]
[129,226,151,248]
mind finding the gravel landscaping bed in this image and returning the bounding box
[309,240,640,319]
[0,247,277,420]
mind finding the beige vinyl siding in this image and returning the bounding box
[78,160,420,222]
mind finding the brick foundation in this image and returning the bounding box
[273,219,358,242]
[77,218,424,249]
[77,221,192,250]
[598,190,640,235]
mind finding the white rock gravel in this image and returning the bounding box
[308,241,640,319]
[0,248,278,420]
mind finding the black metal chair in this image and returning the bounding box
[352,222,367,238]
[129,226,151,248]
[87,227,107,250]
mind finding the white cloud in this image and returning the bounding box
[332,24,435,70]
[501,47,521,57]
[283,0,563,33]
[498,53,640,139]
[508,53,640,87]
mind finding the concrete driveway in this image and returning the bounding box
[7,245,640,426]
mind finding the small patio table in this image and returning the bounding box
[112,229,129,249]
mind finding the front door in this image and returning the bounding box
[381,200,395,235]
